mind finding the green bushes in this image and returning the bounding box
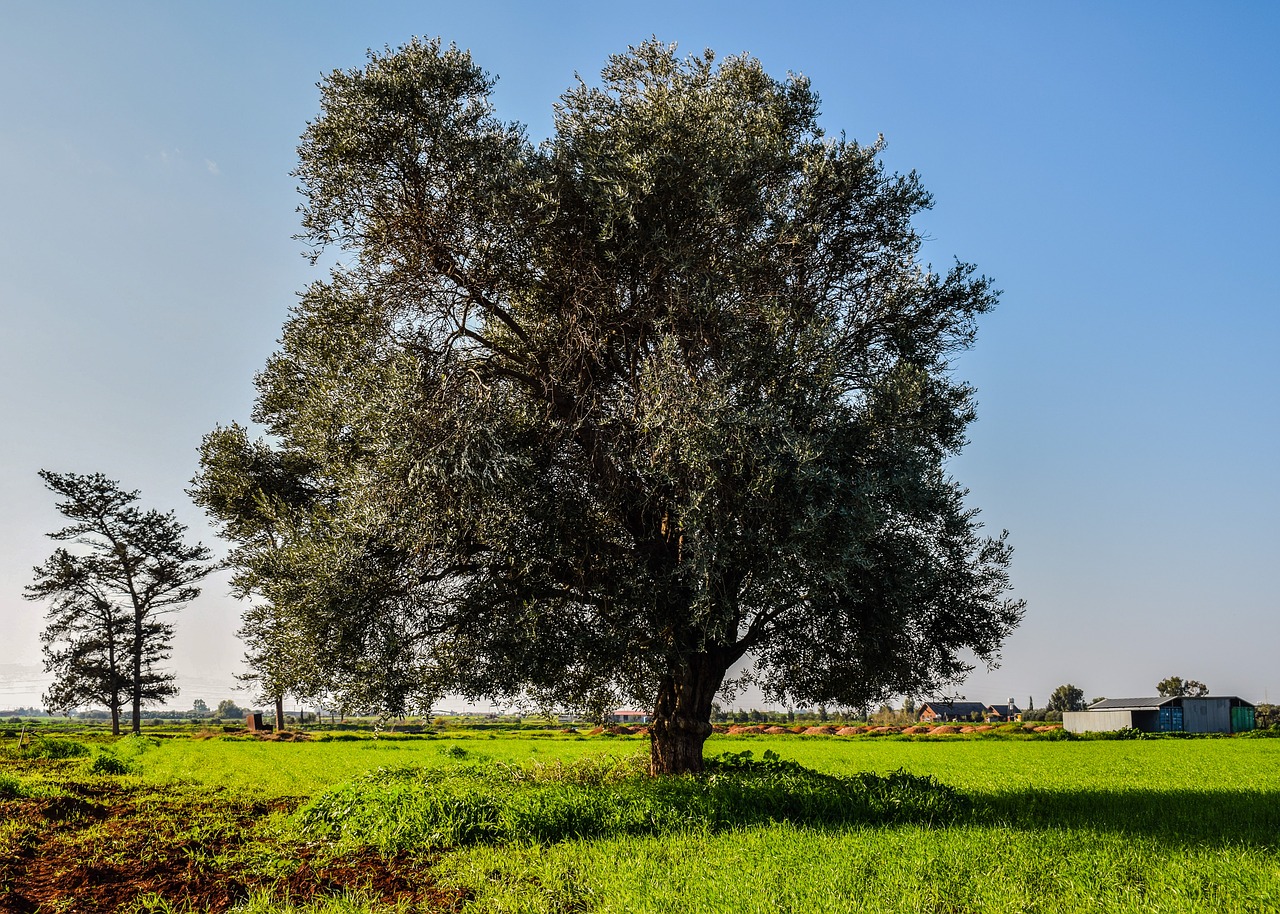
[293,750,967,855]
[88,752,132,775]
[17,737,91,760]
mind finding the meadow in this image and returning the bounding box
[3,726,1278,913]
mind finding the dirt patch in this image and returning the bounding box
[0,778,464,914]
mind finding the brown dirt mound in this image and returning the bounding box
[711,724,730,733]
[900,726,929,735]
[802,726,837,736]
[975,725,995,732]
[1035,724,1062,732]
[835,727,862,736]
[764,726,790,734]
[0,779,465,914]
[930,725,962,735]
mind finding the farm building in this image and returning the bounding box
[984,701,1022,722]
[919,700,989,722]
[610,708,650,724]
[1063,696,1255,734]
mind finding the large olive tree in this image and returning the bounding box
[194,39,1023,774]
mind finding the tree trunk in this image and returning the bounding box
[648,655,724,776]
[275,694,285,732]
[110,704,120,737]
[131,614,143,735]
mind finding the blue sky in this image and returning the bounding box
[2,2,1277,711]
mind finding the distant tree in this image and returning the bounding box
[192,698,209,715]
[1027,695,1034,710]
[216,699,246,720]
[26,472,214,735]
[1090,696,1106,706]
[1157,676,1208,697]
[1047,683,1086,712]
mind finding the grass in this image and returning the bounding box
[3,727,1279,913]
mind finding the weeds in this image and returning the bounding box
[89,751,133,775]
[17,736,92,760]
[293,750,966,855]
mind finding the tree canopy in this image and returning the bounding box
[1047,683,1086,713]
[1157,676,1209,698]
[193,39,1023,773]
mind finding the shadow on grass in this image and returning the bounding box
[973,788,1280,849]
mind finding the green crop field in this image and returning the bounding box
[3,728,1279,914]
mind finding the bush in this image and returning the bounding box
[88,752,132,775]
[0,772,27,798]
[293,750,967,854]
[19,738,91,760]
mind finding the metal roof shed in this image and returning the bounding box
[1064,696,1255,734]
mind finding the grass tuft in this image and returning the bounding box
[18,737,91,760]
[292,750,966,855]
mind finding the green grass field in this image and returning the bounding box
[4,729,1279,913]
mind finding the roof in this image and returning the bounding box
[986,703,1022,712]
[1086,696,1255,710]
[921,701,988,716]
[1088,697,1178,710]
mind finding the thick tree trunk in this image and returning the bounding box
[275,694,285,732]
[110,705,120,737]
[648,655,724,776]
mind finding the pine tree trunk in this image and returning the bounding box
[648,656,724,776]
[131,614,143,735]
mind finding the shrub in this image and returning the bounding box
[293,750,967,855]
[0,772,27,798]
[19,738,91,760]
[88,752,132,775]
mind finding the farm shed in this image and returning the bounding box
[1063,696,1255,734]
[985,701,1022,722]
[610,708,650,724]
[919,700,989,722]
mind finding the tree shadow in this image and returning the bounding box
[972,787,1280,850]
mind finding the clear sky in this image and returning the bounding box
[2,2,1277,712]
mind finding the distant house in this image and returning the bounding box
[919,700,989,722]
[1063,696,1255,734]
[984,701,1022,722]
[611,708,650,724]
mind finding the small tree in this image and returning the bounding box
[216,698,246,720]
[37,593,131,734]
[1157,676,1208,697]
[192,698,209,715]
[1047,683,1086,712]
[27,472,214,734]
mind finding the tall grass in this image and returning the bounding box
[292,750,964,854]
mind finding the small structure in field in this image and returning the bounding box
[1063,696,1255,734]
[245,712,273,733]
[919,700,988,722]
[610,708,650,724]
